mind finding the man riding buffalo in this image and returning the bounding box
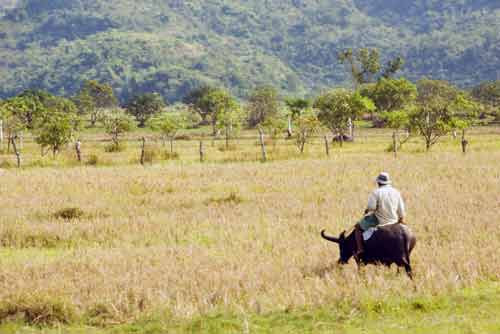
[321,172,415,277]
[354,172,406,260]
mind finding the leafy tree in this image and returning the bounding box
[363,78,417,113]
[471,81,500,119]
[1,90,54,130]
[101,109,136,150]
[75,80,118,127]
[165,103,202,129]
[126,93,166,127]
[410,79,478,151]
[382,57,405,79]
[285,98,311,117]
[247,86,280,127]
[182,85,218,125]
[294,108,320,154]
[0,98,27,151]
[149,112,187,153]
[34,110,81,158]
[202,89,242,148]
[72,91,95,117]
[23,95,81,157]
[314,89,375,146]
[381,109,412,152]
[0,91,75,154]
[284,97,311,137]
[199,88,241,137]
[338,48,404,88]
[261,109,288,148]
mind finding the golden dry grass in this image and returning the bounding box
[0,130,499,326]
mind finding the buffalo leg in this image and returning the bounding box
[396,259,413,279]
[402,261,413,279]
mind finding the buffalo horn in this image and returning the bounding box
[321,230,340,243]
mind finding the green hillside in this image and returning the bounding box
[0,0,499,102]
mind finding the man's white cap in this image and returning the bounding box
[376,172,391,185]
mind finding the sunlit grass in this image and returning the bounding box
[0,127,498,331]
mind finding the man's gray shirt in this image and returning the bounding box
[367,185,405,225]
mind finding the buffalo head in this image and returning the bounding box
[321,230,356,264]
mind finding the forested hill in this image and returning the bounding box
[0,0,499,102]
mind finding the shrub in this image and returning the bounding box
[104,142,126,153]
[207,192,244,205]
[0,160,13,168]
[54,207,85,220]
[85,303,115,326]
[162,151,179,160]
[0,294,75,325]
[86,154,99,166]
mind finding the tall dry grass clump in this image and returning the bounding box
[0,149,498,325]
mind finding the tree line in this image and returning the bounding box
[0,49,499,162]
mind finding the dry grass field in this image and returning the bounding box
[0,127,499,333]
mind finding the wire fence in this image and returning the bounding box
[0,124,498,168]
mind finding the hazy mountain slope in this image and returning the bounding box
[0,0,498,101]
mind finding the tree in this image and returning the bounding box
[0,98,27,153]
[165,103,202,129]
[25,96,81,157]
[0,91,73,153]
[72,91,95,117]
[381,109,412,153]
[471,81,500,119]
[199,88,241,137]
[247,86,280,127]
[338,48,404,88]
[34,110,81,158]
[182,85,218,125]
[2,90,53,130]
[410,79,478,151]
[75,80,118,127]
[363,78,417,113]
[382,57,405,79]
[315,89,375,146]
[202,89,242,148]
[149,112,187,153]
[261,110,288,148]
[126,93,166,127]
[101,109,136,150]
[284,97,311,137]
[294,108,320,154]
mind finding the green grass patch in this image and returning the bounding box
[0,283,498,333]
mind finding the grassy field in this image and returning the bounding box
[0,127,499,333]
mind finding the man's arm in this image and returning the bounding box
[366,191,377,214]
[397,194,406,223]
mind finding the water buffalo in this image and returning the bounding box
[321,223,416,278]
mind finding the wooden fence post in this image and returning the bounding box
[199,141,204,162]
[392,131,398,157]
[258,127,267,162]
[461,129,468,154]
[140,137,146,165]
[324,135,330,157]
[11,136,20,168]
[75,140,82,162]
